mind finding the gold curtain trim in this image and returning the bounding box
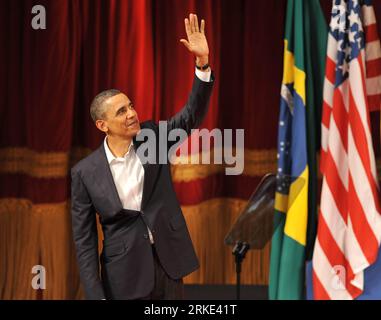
[0,198,68,214]
[3,147,381,183]
[171,148,278,182]
[0,147,278,180]
[0,148,69,178]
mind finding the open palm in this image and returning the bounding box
[180,13,209,58]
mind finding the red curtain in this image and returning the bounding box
[0,0,287,201]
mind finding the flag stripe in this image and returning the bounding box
[326,117,348,189]
[348,95,380,207]
[327,33,338,61]
[321,103,332,134]
[368,94,381,111]
[348,127,381,237]
[323,150,347,221]
[366,41,381,60]
[364,24,379,43]
[320,180,368,271]
[363,4,377,26]
[313,239,355,299]
[366,76,381,95]
[312,0,381,300]
[312,269,331,300]
[352,57,379,182]
[366,57,381,78]
[317,214,363,298]
[348,174,379,264]
[332,89,348,152]
[326,58,336,84]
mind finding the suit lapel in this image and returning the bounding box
[92,145,123,211]
[92,122,161,213]
[140,158,159,210]
[133,123,160,210]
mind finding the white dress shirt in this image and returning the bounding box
[104,69,212,244]
[104,137,155,242]
[195,68,212,82]
[104,140,143,211]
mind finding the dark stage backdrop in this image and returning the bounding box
[0,0,380,299]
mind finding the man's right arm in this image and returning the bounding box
[71,168,105,300]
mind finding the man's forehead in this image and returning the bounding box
[105,93,131,107]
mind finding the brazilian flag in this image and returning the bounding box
[269,0,327,300]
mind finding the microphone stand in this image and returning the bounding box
[232,241,250,300]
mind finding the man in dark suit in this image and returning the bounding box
[71,13,214,300]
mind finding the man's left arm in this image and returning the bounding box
[167,69,214,134]
[167,13,215,134]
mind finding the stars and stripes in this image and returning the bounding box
[312,0,381,300]
[363,0,381,111]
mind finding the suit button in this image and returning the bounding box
[143,234,148,239]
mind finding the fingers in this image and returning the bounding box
[185,13,204,36]
[184,18,191,38]
[200,19,205,34]
[194,14,199,32]
[180,39,191,52]
[189,13,195,33]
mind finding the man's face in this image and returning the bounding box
[96,93,141,139]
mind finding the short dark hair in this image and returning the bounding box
[90,89,121,122]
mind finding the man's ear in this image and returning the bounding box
[95,119,108,133]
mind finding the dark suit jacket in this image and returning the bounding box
[71,74,214,300]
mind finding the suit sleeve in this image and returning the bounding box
[166,73,215,149]
[71,168,105,300]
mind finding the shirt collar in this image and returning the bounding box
[104,136,134,164]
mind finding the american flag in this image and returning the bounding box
[363,1,381,111]
[312,0,381,299]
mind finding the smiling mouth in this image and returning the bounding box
[127,120,138,127]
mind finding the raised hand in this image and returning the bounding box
[180,13,209,66]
